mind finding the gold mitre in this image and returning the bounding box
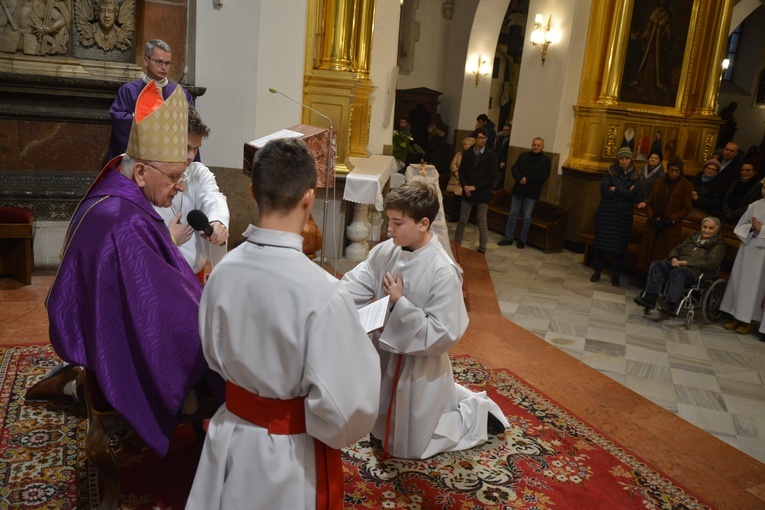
[125,81,188,163]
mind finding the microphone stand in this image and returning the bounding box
[269,88,334,268]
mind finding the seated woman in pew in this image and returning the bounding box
[691,159,724,216]
[634,216,726,316]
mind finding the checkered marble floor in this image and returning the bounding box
[450,222,765,463]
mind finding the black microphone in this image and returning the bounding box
[269,87,334,266]
[187,209,214,237]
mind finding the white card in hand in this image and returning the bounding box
[357,295,390,333]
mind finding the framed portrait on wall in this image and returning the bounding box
[619,0,695,108]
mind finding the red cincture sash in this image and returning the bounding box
[226,382,343,510]
[381,354,405,460]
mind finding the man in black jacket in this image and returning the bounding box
[497,137,551,249]
[454,128,498,254]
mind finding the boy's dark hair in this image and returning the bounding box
[476,114,489,123]
[188,107,211,138]
[474,127,488,137]
[385,181,438,227]
[251,138,317,214]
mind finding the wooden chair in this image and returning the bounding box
[75,369,219,510]
[0,206,35,285]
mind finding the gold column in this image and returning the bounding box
[304,0,377,171]
[596,0,632,105]
[349,0,376,157]
[317,0,357,72]
[696,0,734,115]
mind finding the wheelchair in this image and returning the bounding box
[639,271,727,328]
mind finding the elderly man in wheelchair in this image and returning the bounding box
[634,216,727,324]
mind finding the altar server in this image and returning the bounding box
[720,180,765,336]
[341,181,509,460]
[187,138,380,510]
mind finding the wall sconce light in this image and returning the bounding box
[721,58,730,71]
[530,14,553,66]
[472,54,489,87]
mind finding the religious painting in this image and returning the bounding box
[620,125,636,157]
[663,128,678,160]
[619,0,694,108]
[634,126,651,160]
[755,68,765,109]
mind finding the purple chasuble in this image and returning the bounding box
[107,78,195,160]
[47,167,220,456]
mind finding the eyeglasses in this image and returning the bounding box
[144,163,187,185]
[147,58,172,68]
[667,168,681,174]
[475,135,487,140]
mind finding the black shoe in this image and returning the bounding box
[487,412,506,435]
[659,302,678,316]
[590,270,601,282]
[497,239,513,246]
[634,293,658,309]
[477,248,486,254]
[611,275,620,287]
[516,241,525,249]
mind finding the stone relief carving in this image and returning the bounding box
[75,0,133,52]
[0,0,72,55]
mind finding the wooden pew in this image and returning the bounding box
[487,190,570,253]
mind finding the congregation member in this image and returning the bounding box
[471,113,497,148]
[590,146,639,287]
[108,39,196,160]
[497,137,551,249]
[721,161,761,223]
[716,141,742,190]
[691,159,724,215]
[187,138,380,509]
[634,217,726,316]
[453,127,498,254]
[445,137,474,221]
[32,82,223,456]
[636,151,664,208]
[156,107,229,282]
[719,180,765,337]
[636,156,693,272]
[341,181,508,460]
[494,123,511,187]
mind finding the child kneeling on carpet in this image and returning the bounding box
[341,181,509,460]
[186,138,381,510]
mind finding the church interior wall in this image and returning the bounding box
[717,5,765,153]
[395,0,450,94]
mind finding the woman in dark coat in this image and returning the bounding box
[592,146,640,286]
[636,156,693,272]
[691,159,724,215]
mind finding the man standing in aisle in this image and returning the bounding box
[497,137,551,249]
[454,127,498,254]
[107,38,195,160]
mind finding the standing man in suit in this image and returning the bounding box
[453,127,498,254]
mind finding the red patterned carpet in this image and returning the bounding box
[2,345,712,509]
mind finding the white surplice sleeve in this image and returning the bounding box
[302,289,381,449]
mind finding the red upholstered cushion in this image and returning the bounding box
[0,207,34,224]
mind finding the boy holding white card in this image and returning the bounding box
[341,181,509,460]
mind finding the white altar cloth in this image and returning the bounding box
[344,155,398,211]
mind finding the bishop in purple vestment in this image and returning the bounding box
[46,82,221,456]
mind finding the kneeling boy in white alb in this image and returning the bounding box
[341,181,509,460]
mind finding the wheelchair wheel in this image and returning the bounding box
[685,310,694,329]
[700,279,727,324]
